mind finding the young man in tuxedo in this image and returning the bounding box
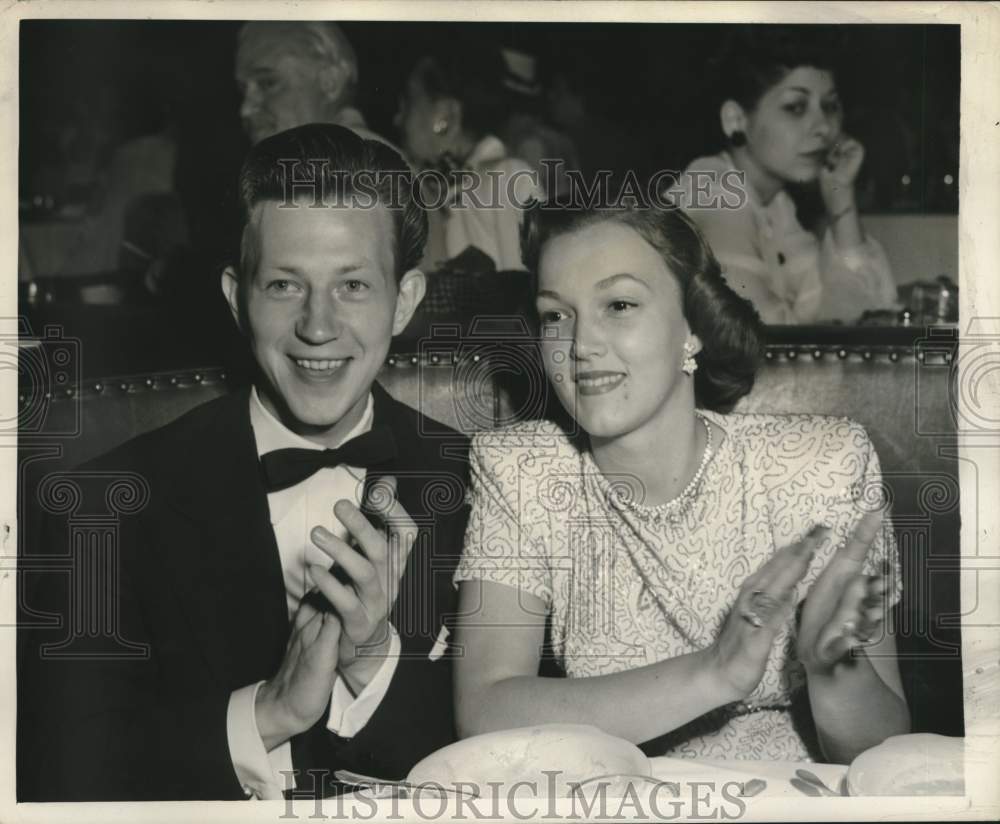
[19,124,469,801]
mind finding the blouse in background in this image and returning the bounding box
[424,135,537,273]
[672,153,899,324]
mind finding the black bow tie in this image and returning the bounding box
[260,426,397,492]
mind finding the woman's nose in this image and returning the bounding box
[295,293,341,344]
[570,321,606,360]
[811,108,835,139]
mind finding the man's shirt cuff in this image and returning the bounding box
[227,681,294,799]
[326,626,402,738]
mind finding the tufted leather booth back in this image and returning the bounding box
[17,334,963,736]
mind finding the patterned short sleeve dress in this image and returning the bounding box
[453,412,902,762]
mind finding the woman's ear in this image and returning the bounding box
[719,100,747,142]
[433,97,463,139]
[392,269,427,335]
[688,334,704,357]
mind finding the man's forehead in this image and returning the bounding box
[252,198,396,262]
[236,24,323,71]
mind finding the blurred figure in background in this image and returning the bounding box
[395,45,537,273]
[544,61,649,195]
[235,21,392,147]
[672,28,898,324]
[498,46,579,200]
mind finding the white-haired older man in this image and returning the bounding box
[235,21,388,146]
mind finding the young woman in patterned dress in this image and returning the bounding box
[453,205,909,763]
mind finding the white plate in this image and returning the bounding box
[847,734,965,796]
[407,724,651,798]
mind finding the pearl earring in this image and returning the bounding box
[432,119,448,135]
[682,341,698,375]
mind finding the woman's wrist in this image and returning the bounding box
[828,202,857,224]
[698,645,754,706]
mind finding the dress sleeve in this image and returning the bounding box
[778,420,903,609]
[816,229,899,323]
[851,433,903,608]
[453,433,553,605]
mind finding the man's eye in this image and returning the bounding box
[256,75,279,93]
[265,279,299,294]
[344,279,369,293]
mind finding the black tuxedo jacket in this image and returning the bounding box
[18,383,470,801]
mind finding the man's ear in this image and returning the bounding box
[392,269,427,335]
[317,63,348,104]
[719,99,747,142]
[221,266,243,331]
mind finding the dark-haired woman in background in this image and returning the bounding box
[453,205,909,762]
[673,29,898,324]
[395,48,536,272]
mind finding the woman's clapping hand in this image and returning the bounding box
[708,526,828,702]
[796,509,890,675]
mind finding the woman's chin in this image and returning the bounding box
[788,164,822,185]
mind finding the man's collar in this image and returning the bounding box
[332,106,368,131]
[249,386,373,473]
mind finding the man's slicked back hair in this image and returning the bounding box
[236,123,428,287]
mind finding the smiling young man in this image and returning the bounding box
[19,125,470,801]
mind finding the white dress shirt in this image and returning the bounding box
[226,389,401,799]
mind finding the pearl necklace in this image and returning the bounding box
[614,414,714,520]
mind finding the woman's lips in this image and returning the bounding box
[800,148,829,164]
[574,371,626,395]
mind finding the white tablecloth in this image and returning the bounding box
[649,755,848,798]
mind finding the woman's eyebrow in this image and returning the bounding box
[595,272,651,291]
[536,289,563,300]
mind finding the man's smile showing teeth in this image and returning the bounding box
[292,357,347,371]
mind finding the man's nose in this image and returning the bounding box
[239,86,260,120]
[295,293,342,344]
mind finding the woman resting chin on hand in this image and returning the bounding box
[453,204,910,763]
[671,28,898,324]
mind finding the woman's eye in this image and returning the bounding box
[784,101,807,116]
[822,99,842,116]
[539,309,565,324]
[609,300,636,314]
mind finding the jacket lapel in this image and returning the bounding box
[364,383,467,646]
[159,391,289,688]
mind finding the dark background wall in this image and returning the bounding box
[20,21,960,262]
